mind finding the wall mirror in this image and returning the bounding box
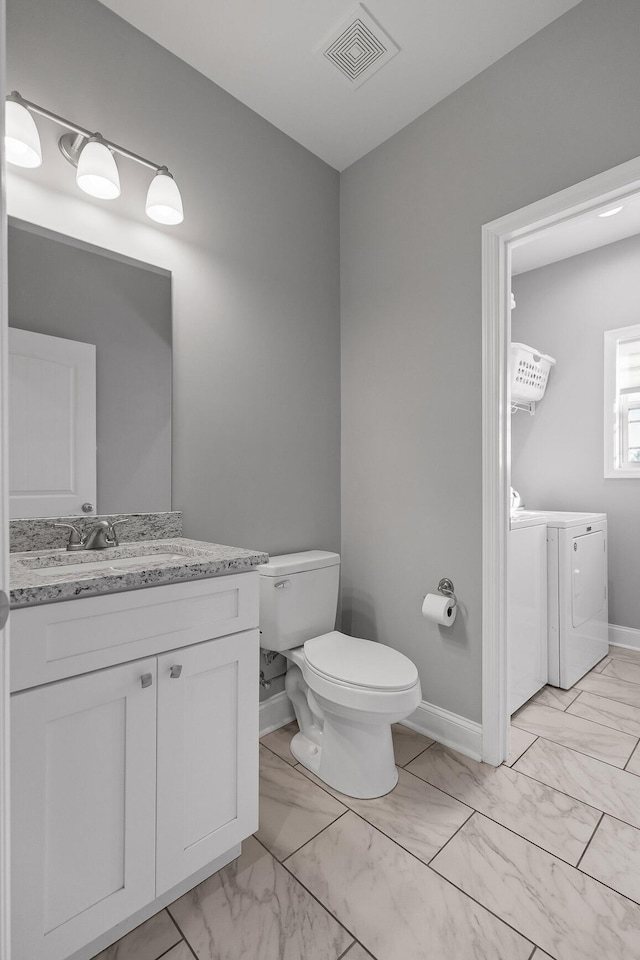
[8,217,172,519]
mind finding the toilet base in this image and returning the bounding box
[291,709,399,800]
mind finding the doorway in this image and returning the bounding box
[481,155,640,765]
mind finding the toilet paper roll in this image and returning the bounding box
[422,593,457,626]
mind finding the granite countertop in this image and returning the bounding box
[10,537,269,608]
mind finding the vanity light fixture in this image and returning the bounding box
[598,205,624,218]
[75,136,121,200]
[5,95,42,168]
[145,167,184,225]
[4,91,184,225]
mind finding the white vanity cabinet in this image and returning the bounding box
[10,573,260,960]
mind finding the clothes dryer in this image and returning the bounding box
[514,511,608,688]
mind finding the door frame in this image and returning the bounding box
[481,154,640,765]
[1,0,12,954]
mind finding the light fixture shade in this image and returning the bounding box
[598,205,624,218]
[5,99,42,168]
[146,169,184,225]
[76,138,120,199]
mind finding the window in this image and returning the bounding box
[604,324,640,477]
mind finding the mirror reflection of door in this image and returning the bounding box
[8,328,96,518]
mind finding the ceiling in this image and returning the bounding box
[97,0,582,171]
[512,193,640,275]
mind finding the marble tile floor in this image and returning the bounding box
[93,648,640,960]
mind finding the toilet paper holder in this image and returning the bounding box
[437,577,457,611]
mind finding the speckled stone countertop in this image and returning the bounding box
[10,537,269,608]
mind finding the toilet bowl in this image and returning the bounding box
[258,551,421,799]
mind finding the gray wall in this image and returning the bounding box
[511,234,640,630]
[8,221,172,515]
[7,0,341,558]
[340,0,640,723]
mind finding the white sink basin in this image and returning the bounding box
[30,553,186,577]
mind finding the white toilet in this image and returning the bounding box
[258,550,421,799]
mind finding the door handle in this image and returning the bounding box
[140,672,153,688]
[0,590,9,631]
[169,664,182,679]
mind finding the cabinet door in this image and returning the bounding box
[11,659,157,960]
[156,629,259,894]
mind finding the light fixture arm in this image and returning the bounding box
[10,90,163,173]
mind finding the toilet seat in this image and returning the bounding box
[303,632,418,691]
[295,631,421,715]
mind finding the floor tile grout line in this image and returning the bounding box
[608,652,640,667]
[601,664,640,686]
[278,810,537,958]
[574,681,640,706]
[261,727,435,773]
[295,747,597,870]
[431,805,612,879]
[290,734,613,869]
[565,695,640,740]
[281,799,475,889]
[258,738,297,767]
[578,859,640,907]
[510,723,637,770]
[163,913,199,960]
[336,942,357,960]
[506,734,539,767]
[337,937,373,960]
[427,811,640,954]
[423,818,538,954]
[276,807,351,863]
[293,756,477,851]
[624,745,640,772]
[144,941,184,960]
[253,832,362,950]
[509,742,640,832]
[398,738,437,767]
[515,695,640,743]
[575,810,606,871]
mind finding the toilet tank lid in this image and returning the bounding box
[257,550,340,577]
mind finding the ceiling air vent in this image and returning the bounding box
[316,4,399,89]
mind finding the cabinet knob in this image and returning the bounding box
[169,664,183,679]
[140,672,153,688]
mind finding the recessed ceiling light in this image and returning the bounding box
[598,206,624,218]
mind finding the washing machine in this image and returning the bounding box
[514,511,608,689]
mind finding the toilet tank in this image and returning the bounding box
[257,551,340,652]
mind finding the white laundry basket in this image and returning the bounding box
[511,342,556,403]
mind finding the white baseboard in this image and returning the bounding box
[401,700,483,761]
[609,623,640,651]
[259,690,295,737]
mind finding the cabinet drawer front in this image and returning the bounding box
[155,629,259,894]
[11,572,259,691]
[11,659,157,960]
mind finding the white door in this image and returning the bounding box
[155,630,259,894]
[572,531,607,627]
[8,328,96,518]
[10,659,157,960]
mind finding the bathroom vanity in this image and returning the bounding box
[9,532,268,960]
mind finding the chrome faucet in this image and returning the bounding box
[54,519,129,551]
